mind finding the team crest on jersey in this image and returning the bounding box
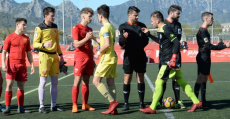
[42,70,46,75]
[74,68,78,74]
[204,37,208,43]
[170,34,175,38]
[23,38,27,43]
[54,29,57,33]
[139,32,142,37]
[178,29,182,34]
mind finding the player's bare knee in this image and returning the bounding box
[124,74,132,84]
[92,78,100,87]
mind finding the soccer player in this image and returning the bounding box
[194,12,230,108]
[33,7,64,113]
[118,6,149,111]
[0,70,3,112]
[1,18,35,114]
[92,4,119,115]
[140,11,202,114]
[156,5,185,109]
[71,7,95,113]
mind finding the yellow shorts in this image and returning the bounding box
[39,52,59,77]
[94,63,117,78]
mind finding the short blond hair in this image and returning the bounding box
[80,7,94,15]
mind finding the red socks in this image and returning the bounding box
[72,86,79,106]
[82,84,89,104]
[17,90,24,106]
[5,91,12,106]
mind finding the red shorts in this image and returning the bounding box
[74,57,94,76]
[0,70,2,77]
[6,63,27,82]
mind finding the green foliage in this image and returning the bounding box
[194,23,222,35]
[146,25,153,29]
[181,24,195,36]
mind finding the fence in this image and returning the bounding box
[0,28,230,47]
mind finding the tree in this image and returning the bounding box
[209,23,222,35]
[181,24,194,36]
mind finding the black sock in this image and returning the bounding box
[138,83,145,105]
[201,82,207,103]
[172,80,180,103]
[123,84,130,104]
[194,83,201,98]
[159,82,166,105]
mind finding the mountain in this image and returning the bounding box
[0,0,18,13]
[110,0,230,27]
[0,0,230,31]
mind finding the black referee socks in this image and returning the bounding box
[138,83,145,104]
[123,84,130,104]
[194,83,201,98]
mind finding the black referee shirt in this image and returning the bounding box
[118,21,149,54]
[196,27,226,58]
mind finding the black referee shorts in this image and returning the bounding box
[196,54,211,75]
[123,55,147,74]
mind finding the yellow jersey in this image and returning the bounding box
[33,22,62,55]
[99,22,117,64]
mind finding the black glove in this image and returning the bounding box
[60,62,68,75]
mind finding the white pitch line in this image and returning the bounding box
[0,73,74,104]
[144,74,175,119]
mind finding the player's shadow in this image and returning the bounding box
[0,105,38,115]
[50,102,149,114]
[180,99,230,111]
[115,102,153,115]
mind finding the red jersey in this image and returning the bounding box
[3,32,31,64]
[72,23,93,58]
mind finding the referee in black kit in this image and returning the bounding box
[118,6,149,111]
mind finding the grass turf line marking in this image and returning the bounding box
[144,74,175,119]
[0,73,74,104]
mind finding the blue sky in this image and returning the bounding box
[14,0,130,10]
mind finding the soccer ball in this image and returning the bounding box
[163,97,175,109]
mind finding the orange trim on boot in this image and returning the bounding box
[72,105,78,113]
[82,104,95,111]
